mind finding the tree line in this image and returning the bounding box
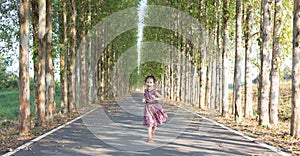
[15,0,300,140]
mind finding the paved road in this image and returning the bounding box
[8,93,286,156]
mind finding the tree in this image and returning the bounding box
[199,0,207,109]
[79,0,87,107]
[222,0,230,117]
[31,0,39,119]
[37,0,47,127]
[68,0,76,112]
[19,0,31,135]
[291,0,300,139]
[234,0,243,122]
[217,0,223,113]
[59,0,68,114]
[258,0,272,127]
[244,0,254,118]
[45,0,55,120]
[269,0,282,126]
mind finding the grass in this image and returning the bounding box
[0,86,61,121]
[0,91,20,120]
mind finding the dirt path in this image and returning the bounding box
[5,93,287,156]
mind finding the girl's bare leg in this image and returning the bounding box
[148,127,153,142]
[148,126,152,138]
[152,126,156,137]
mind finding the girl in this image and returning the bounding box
[142,75,168,142]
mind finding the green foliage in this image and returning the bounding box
[111,28,138,60]
[0,57,18,91]
[0,0,19,65]
[129,61,164,88]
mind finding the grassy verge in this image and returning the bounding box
[0,86,61,121]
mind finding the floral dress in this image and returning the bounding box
[143,89,168,127]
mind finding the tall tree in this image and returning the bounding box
[269,0,282,126]
[79,0,87,107]
[217,0,223,112]
[45,0,55,120]
[85,0,91,106]
[37,0,47,126]
[199,0,206,109]
[59,0,68,114]
[205,55,212,109]
[68,0,76,112]
[31,0,39,117]
[19,0,31,135]
[244,0,254,118]
[259,0,272,126]
[234,0,243,122]
[291,0,300,139]
[222,0,230,117]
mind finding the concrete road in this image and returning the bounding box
[8,93,287,156]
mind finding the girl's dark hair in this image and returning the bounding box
[145,74,156,83]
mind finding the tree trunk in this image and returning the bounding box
[85,0,91,105]
[217,4,223,112]
[19,0,31,135]
[176,40,182,102]
[210,52,216,110]
[31,0,39,117]
[181,39,186,103]
[45,0,55,120]
[259,0,272,126]
[68,0,76,112]
[291,0,300,139]
[205,56,212,109]
[222,0,229,117]
[80,0,87,106]
[234,0,243,122]
[37,0,47,126]
[59,0,68,114]
[244,1,254,118]
[269,0,282,126]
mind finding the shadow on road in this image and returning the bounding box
[13,93,280,156]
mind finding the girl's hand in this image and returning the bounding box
[142,98,146,103]
[151,95,156,100]
[154,91,164,102]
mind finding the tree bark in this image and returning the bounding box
[45,0,55,120]
[222,0,229,117]
[210,50,216,110]
[198,0,206,109]
[205,56,212,109]
[59,0,68,114]
[80,0,87,106]
[234,0,243,122]
[244,1,254,118]
[37,0,46,126]
[19,0,31,135]
[291,0,300,139]
[68,0,76,112]
[269,0,282,126]
[85,0,91,106]
[259,0,272,126]
[31,0,39,117]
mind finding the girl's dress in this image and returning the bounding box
[143,89,168,127]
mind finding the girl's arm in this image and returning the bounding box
[153,91,164,101]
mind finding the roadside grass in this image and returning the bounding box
[0,86,61,121]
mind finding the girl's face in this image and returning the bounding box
[146,78,154,89]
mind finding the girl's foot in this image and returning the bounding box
[147,137,153,142]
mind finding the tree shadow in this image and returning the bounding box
[14,94,280,156]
